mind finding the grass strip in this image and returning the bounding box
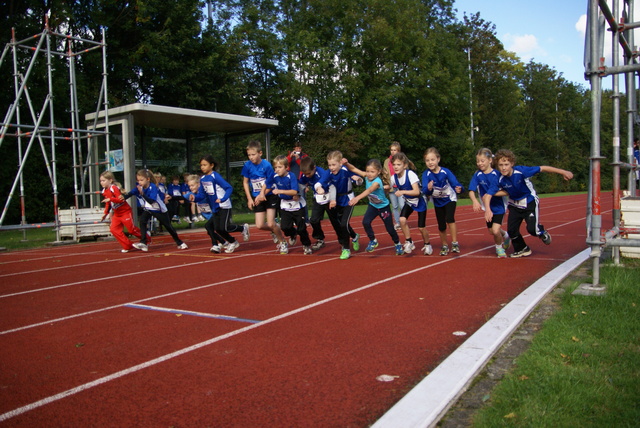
[472,259,640,427]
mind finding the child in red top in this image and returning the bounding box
[100,171,142,253]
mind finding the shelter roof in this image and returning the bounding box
[85,103,278,134]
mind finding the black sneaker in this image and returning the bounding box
[510,246,532,258]
[540,231,552,245]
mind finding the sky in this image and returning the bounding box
[454,0,590,88]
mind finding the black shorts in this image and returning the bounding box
[486,213,505,229]
[254,193,279,213]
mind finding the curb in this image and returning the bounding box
[372,248,591,428]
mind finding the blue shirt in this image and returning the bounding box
[469,169,507,215]
[365,177,390,209]
[266,171,306,211]
[422,167,463,208]
[128,183,167,213]
[241,159,275,198]
[327,166,357,207]
[498,165,541,207]
[192,172,233,213]
[393,169,427,212]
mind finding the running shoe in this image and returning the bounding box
[210,245,221,253]
[183,216,192,224]
[394,223,401,231]
[133,242,148,252]
[352,233,360,252]
[288,235,297,246]
[496,246,507,258]
[394,243,405,255]
[271,233,279,243]
[198,215,206,222]
[340,248,351,260]
[510,246,532,258]
[403,241,415,254]
[279,242,289,254]
[225,241,240,253]
[451,242,460,253]
[502,234,512,250]
[422,244,433,255]
[177,243,188,250]
[311,240,325,250]
[439,245,449,256]
[172,215,180,223]
[303,246,313,255]
[366,239,379,252]
[540,231,552,245]
[242,223,250,241]
[121,249,129,253]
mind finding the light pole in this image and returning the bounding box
[556,92,562,159]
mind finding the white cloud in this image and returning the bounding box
[504,33,547,62]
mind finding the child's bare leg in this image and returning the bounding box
[449,222,458,243]
[438,229,448,246]
[419,226,430,244]
[254,211,268,230]
[266,208,284,241]
[490,224,503,245]
[399,217,410,240]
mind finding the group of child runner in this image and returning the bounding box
[100,139,573,260]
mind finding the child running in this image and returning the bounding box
[322,150,361,260]
[122,169,188,251]
[468,148,511,258]
[196,155,249,253]
[299,156,334,250]
[99,171,143,253]
[422,147,463,256]
[495,149,573,258]
[392,152,433,255]
[186,174,227,252]
[344,158,404,255]
[257,155,312,254]
[241,140,285,247]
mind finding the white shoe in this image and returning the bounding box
[303,246,313,255]
[288,236,297,246]
[177,243,188,250]
[242,223,250,241]
[210,245,221,253]
[225,241,240,253]
[121,249,129,253]
[183,216,192,224]
[403,241,415,254]
[198,215,206,222]
[421,244,433,255]
[271,233,279,243]
[279,242,289,254]
[133,243,148,252]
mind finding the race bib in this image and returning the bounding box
[405,196,419,207]
[202,181,215,195]
[251,178,266,193]
[431,186,451,198]
[508,197,527,208]
[281,199,299,211]
[172,189,181,196]
[315,193,330,205]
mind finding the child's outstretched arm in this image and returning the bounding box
[540,166,573,181]
[342,159,366,178]
[349,180,380,206]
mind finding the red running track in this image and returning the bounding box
[0,194,608,426]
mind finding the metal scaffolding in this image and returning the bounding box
[0,17,110,241]
[582,0,640,293]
